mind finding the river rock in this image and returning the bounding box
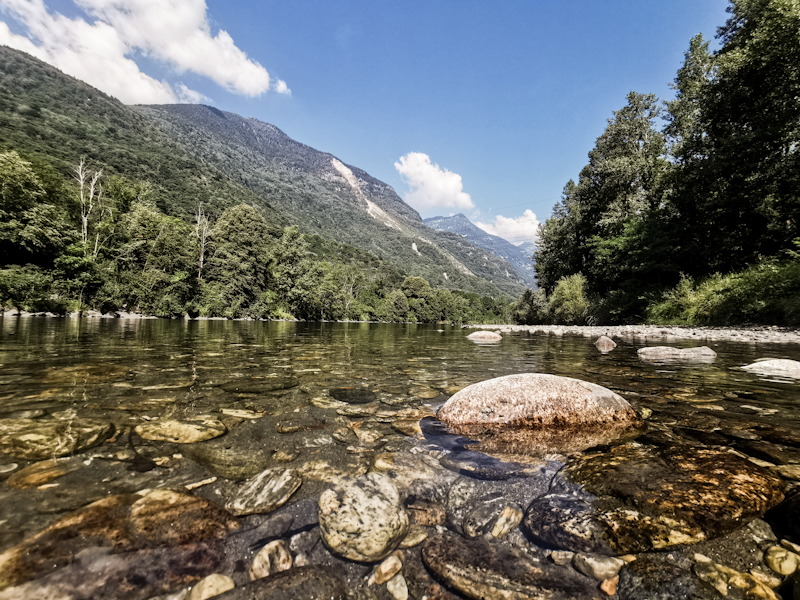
[572,554,625,581]
[220,376,299,394]
[523,444,785,554]
[594,336,616,352]
[224,467,301,516]
[386,574,408,600]
[214,566,346,600]
[741,359,800,378]
[421,532,603,600]
[373,550,403,585]
[0,418,114,460]
[436,374,644,455]
[329,387,377,404]
[637,346,717,361]
[184,420,274,480]
[617,553,720,600]
[135,417,226,444]
[250,540,293,580]
[189,574,235,600]
[466,331,502,342]
[0,489,239,590]
[318,473,409,562]
[6,457,81,489]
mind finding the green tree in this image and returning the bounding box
[548,274,589,325]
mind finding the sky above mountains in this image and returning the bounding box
[0,0,729,246]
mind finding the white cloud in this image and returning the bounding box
[394,152,474,213]
[476,210,541,246]
[0,0,284,104]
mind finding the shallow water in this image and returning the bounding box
[2,317,800,598]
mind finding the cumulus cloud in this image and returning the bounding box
[394,152,474,213]
[476,209,541,246]
[0,0,287,103]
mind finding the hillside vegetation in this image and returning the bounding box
[0,45,523,321]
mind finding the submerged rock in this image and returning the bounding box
[0,489,239,590]
[135,417,226,444]
[741,359,800,378]
[214,566,346,600]
[6,457,81,489]
[421,532,603,600]
[329,387,377,404]
[318,473,408,562]
[436,374,644,455]
[0,418,114,460]
[523,444,785,555]
[637,346,717,361]
[224,467,301,516]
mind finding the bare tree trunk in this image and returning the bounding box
[73,158,103,257]
[194,204,212,282]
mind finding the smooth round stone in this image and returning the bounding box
[437,374,644,455]
[742,359,800,378]
[637,346,717,361]
[0,464,18,475]
[329,387,377,404]
[466,331,502,342]
[0,418,114,460]
[524,445,786,554]
[212,566,346,600]
[421,532,603,600]
[386,573,408,600]
[318,473,409,562]
[572,554,625,581]
[135,417,226,444]
[189,574,234,600]
[224,467,301,516]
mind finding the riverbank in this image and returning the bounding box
[467,323,800,345]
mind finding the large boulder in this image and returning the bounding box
[466,331,502,342]
[741,359,800,378]
[436,374,644,455]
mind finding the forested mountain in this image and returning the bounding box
[527,0,800,326]
[0,45,525,302]
[423,214,537,288]
[137,104,525,298]
[0,45,527,321]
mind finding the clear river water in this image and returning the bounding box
[1,317,800,600]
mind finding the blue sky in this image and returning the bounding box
[0,0,730,244]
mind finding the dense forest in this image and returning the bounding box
[523,0,800,326]
[0,151,512,323]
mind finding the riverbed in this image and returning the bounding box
[1,317,799,599]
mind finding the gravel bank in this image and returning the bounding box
[466,324,800,345]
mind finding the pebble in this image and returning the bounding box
[373,551,403,585]
[765,545,800,575]
[572,554,625,581]
[399,525,429,548]
[386,573,409,600]
[188,574,234,600]
[491,505,523,539]
[249,540,293,580]
[600,575,618,596]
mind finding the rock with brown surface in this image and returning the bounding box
[523,444,785,555]
[436,374,644,455]
[6,458,81,489]
[0,490,239,590]
[421,532,603,600]
[0,418,114,460]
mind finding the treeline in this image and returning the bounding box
[0,151,511,324]
[530,0,800,326]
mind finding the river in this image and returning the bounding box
[1,317,799,599]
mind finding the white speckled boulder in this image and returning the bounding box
[637,346,716,360]
[437,374,644,455]
[467,331,502,342]
[318,473,408,562]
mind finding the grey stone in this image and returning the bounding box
[224,468,301,516]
